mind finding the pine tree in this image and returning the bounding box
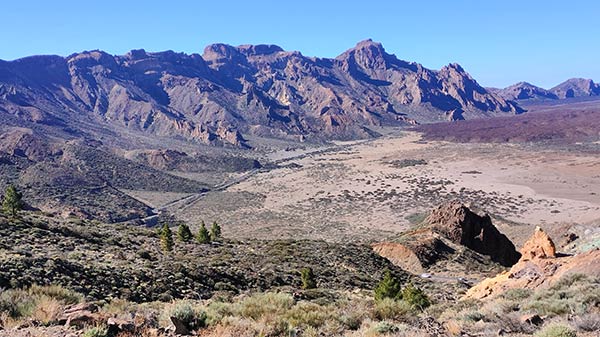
[374,270,402,301]
[2,185,23,217]
[196,221,210,244]
[210,221,221,241]
[300,267,317,289]
[159,223,174,252]
[177,223,193,242]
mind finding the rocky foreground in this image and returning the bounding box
[0,203,598,336]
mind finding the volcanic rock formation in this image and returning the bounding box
[464,227,600,300]
[425,202,521,266]
[373,203,521,276]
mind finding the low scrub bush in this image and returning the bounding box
[524,274,600,316]
[373,298,412,320]
[235,292,294,320]
[534,323,576,337]
[162,301,206,331]
[82,326,109,337]
[284,302,330,329]
[574,313,600,332]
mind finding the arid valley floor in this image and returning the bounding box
[125,131,600,250]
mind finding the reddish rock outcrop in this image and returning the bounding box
[463,228,600,300]
[426,202,521,266]
[520,226,556,261]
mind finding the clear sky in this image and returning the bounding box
[1,0,599,89]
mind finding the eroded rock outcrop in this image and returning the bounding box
[520,226,556,261]
[373,203,520,277]
[463,227,600,300]
[426,202,521,266]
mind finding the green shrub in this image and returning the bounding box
[284,302,330,328]
[236,292,294,320]
[501,288,533,301]
[372,320,399,334]
[462,311,485,322]
[401,283,430,310]
[374,270,402,301]
[205,301,234,325]
[534,323,576,337]
[524,274,600,316]
[28,284,82,304]
[0,288,35,318]
[373,297,412,320]
[82,326,108,337]
[2,185,23,217]
[167,301,207,330]
[339,311,363,330]
[159,223,174,252]
[300,267,316,289]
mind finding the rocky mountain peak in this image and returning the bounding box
[237,44,284,56]
[336,39,394,70]
[125,49,148,60]
[550,77,600,98]
[0,41,525,148]
[441,63,466,73]
[496,81,558,100]
[202,43,245,64]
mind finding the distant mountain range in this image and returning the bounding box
[0,40,523,147]
[489,78,600,101]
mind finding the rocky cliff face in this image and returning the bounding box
[0,40,522,146]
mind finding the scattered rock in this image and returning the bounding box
[170,316,191,335]
[520,313,544,326]
[562,232,579,246]
[107,317,136,334]
[59,302,101,328]
[63,302,98,315]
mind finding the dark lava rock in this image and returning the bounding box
[426,202,521,266]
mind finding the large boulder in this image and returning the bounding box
[426,202,521,266]
[520,226,556,261]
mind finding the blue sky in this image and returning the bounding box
[1,0,599,88]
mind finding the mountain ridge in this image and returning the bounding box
[0,40,523,147]
[491,78,600,101]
